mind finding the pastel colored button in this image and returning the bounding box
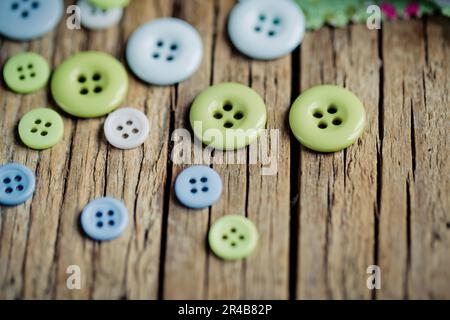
[289,85,366,152]
[3,52,50,94]
[51,51,128,118]
[104,108,149,149]
[208,215,258,261]
[79,0,123,30]
[0,163,35,206]
[80,197,128,241]
[88,0,129,9]
[0,0,63,41]
[126,18,203,85]
[174,166,222,209]
[228,0,305,60]
[190,83,267,150]
[18,108,64,150]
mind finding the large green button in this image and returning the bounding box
[3,52,50,94]
[88,0,130,9]
[289,85,366,152]
[18,108,64,150]
[51,51,128,118]
[190,83,267,150]
[208,215,258,261]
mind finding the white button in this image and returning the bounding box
[104,108,149,149]
[126,18,203,85]
[78,0,123,30]
[228,0,305,60]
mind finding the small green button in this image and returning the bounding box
[18,108,64,150]
[289,85,366,152]
[51,51,128,118]
[190,83,267,150]
[3,52,50,94]
[88,0,130,9]
[208,215,258,261]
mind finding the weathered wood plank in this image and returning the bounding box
[296,24,379,299]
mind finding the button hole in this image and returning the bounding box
[234,112,244,120]
[97,222,103,228]
[254,26,262,32]
[191,188,198,194]
[170,44,178,51]
[273,18,281,25]
[132,128,139,134]
[21,11,29,18]
[268,30,276,37]
[166,55,175,62]
[156,40,164,47]
[80,88,89,95]
[93,86,103,94]
[122,133,129,139]
[152,53,160,59]
[14,175,22,182]
[17,66,23,71]
[45,122,52,127]
[213,112,223,119]
[30,127,38,133]
[19,75,25,80]
[224,122,234,129]
[108,220,115,226]
[222,235,228,240]
[332,118,343,126]
[259,14,266,21]
[116,126,123,131]
[34,119,41,124]
[200,177,207,183]
[28,64,33,69]
[5,187,13,194]
[318,122,328,129]
[92,73,101,81]
[96,211,103,217]
[201,187,208,192]
[313,111,323,118]
[41,131,48,136]
[30,73,36,78]
[189,178,196,184]
[3,178,11,184]
[223,103,233,112]
[31,1,39,9]
[107,210,114,216]
[11,3,19,10]
[239,235,245,240]
[126,120,133,126]
[231,228,237,233]
[327,105,338,114]
[231,242,237,247]
[78,75,86,83]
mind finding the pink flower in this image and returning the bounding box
[405,3,420,17]
[381,3,397,20]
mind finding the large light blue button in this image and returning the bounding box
[126,18,203,86]
[0,0,63,41]
[0,163,35,206]
[80,197,128,241]
[228,0,305,60]
[174,166,222,209]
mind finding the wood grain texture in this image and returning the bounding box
[0,0,449,299]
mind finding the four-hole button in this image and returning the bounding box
[0,163,36,206]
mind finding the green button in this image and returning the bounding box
[289,85,366,152]
[190,83,267,150]
[3,52,50,94]
[88,0,130,9]
[208,215,258,261]
[51,51,128,118]
[18,108,64,150]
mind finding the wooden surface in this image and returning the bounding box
[0,0,449,299]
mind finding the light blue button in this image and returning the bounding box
[80,197,128,241]
[228,0,305,60]
[0,0,63,41]
[174,166,222,209]
[0,163,35,206]
[126,18,203,85]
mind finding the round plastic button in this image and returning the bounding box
[0,0,63,41]
[3,52,50,94]
[190,83,267,150]
[18,108,64,150]
[228,0,305,60]
[289,85,366,152]
[88,0,129,9]
[104,108,149,149]
[79,0,123,30]
[126,18,203,85]
[80,197,128,241]
[51,51,128,118]
[208,215,258,261]
[0,163,35,206]
[174,166,222,209]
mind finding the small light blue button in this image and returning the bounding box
[80,197,128,241]
[174,166,222,209]
[126,18,203,85]
[0,163,35,206]
[0,0,63,41]
[228,0,305,60]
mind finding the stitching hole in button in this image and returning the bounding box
[231,242,236,247]
[41,131,48,136]
[14,175,22,182]
[327,105,338,114]
[200,177,207,183]
[259,13,266,21]
[170,44,178,51]
[28,64,33,69]
[318,122,328,129]
[313,111,323,118]
[108,210,114,216]
[273,18,281,25]
[213,112,223,119]
[157,40,164,47]
[3,178,11,184]
[30,127,38,133]
[126,120,133,126]
[189,178,196,184]
[166,55,175,62]
[34,119,42,124]
[191,188,198,194]
[132,128,139,134]
[31,1,39,9]
[239,235,245,240]
[5,187,13,194]
[223,103,233,112]
[11,3,19,10]
[78,75,86,83]
[122,133,129,139]
[97,222,103,228]
[201,187,208,192]
[332,118,342,126]
[234,112,244,120]
[231,227,237,233]
[268,30,276,37]
[254,26,262,32]
[116,126,123,131]
[16,185,24,191]
[108,220,115,226]
[222,235,228,240]
[19,75,25,80]
[96,211,103,217]
[93,87,102,94]
[152,53,160,59]
[80,88,89,95]
[17,66,23,71]
[224,122,233,128]
[21,11,29,18]
[92,73,101,81]
[45,122,52,127]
